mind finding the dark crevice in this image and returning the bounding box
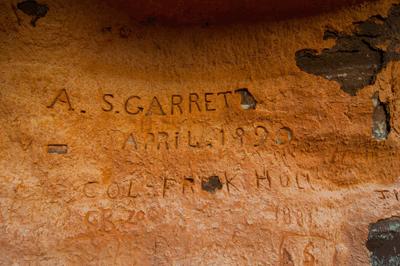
[235,88,257,110]
[17,0,49,27]
[366,216,400,265]
[323,30,338,40]
[186,178,194,183]
[372,91,390,141]
[11,5,22,26]
[295,5,400,96]
[102,26,112,33]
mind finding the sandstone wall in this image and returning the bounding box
[1,0,400,265]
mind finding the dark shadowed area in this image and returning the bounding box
[104,0,378,25]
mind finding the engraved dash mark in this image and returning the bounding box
[48,144,67,154]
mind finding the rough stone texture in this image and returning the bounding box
[2,0,400,265]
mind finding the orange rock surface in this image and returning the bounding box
[1,0,400,264]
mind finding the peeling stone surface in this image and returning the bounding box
[296,5,400,96]
[2,0,400,265]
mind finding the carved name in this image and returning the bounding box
[47,89,254,115]
[122,127,292,150]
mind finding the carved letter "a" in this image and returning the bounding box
[47,89,74,111]
[123,134,138,150]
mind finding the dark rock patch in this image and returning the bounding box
[18,0,49,27]
[296,5,400,96]
[201,176,222,194]
[366,216,400,266]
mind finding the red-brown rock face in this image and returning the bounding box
[1,0,400,265]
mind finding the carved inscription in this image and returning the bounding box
[182,178,195,194]
[107,183,120,199]
[255,169,271,190]
[85,208,159,233]
[105,91,236,116]
[45,89,294,153]
[82,170,318,200]
[46,89,259,115]
[276,128,292,145]
[374,189,400,200]
[280,235,335,266]
[123,126,291,150]
[47,89,74,111]
[276,206,312,227]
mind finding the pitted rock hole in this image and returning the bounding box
[17,0,49,27]
[366,216,400,266]
[372,92,390,141]
[201,176,222,194]
[295,5,400,96]
[235,89,257,110]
